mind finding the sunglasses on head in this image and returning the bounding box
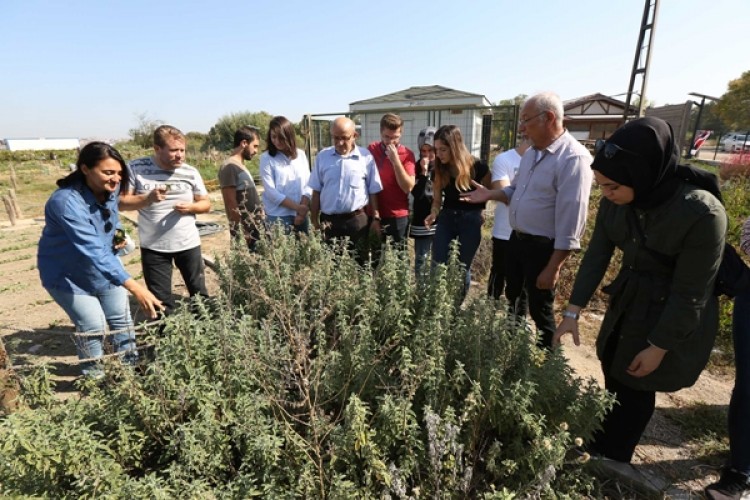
[594,139,641,160]
[101,208,113,233]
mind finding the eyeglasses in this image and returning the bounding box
[101,208,113,233]
[518,111,545,126]
[594,139,641,160]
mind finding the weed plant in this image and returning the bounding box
[0,229,612,498]
[701,160,750,367]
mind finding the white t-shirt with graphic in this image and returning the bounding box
[491,149,522,240]
[127,157,207,252]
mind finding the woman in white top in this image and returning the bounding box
[259,116,312,233]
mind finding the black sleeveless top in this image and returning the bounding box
[441,159,488,211]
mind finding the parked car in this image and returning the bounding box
[721,133,750,152]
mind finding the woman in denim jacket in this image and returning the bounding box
[38,142,162,377]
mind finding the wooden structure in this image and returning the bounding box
[645,102,694,154]
[563,93,637,143]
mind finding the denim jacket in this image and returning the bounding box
[38,181,129,295]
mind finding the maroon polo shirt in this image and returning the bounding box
[367,142,416,218]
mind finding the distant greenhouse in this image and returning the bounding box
[4,138,80,152]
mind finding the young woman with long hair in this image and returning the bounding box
[424,125,491,293]
[259,116,312,233]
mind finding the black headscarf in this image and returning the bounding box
[592,116,722,209]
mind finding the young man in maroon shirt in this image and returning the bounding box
[367,113,416,254]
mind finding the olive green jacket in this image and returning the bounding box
[569,183,727,392]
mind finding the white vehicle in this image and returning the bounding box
[721,133,750,152]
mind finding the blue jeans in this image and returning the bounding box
[414,236,433,280]
[266,214,309,234]
[730,292,750,474]
[431,209,483,293]
[47,286,137,377]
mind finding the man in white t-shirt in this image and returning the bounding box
[120,125,210,316]
[488,138,530,309]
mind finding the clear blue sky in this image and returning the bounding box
[1,0,748,140]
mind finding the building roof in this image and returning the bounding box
[351,85,485,104]
[350,85,492,112]
[563,93,637,116]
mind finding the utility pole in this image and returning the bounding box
[623,0,660,121]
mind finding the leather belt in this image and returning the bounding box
[321,208,365,220]
[513,230,554,244]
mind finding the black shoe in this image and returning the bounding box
[585,455,669,496]
[705,467,750,500]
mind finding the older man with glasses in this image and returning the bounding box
[461,91,592,348]
[309,117,383,266]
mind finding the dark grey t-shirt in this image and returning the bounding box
[218,161,262,239]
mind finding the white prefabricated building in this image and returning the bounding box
[349,85,493,157]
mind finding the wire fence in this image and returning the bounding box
[0,319,162,371]
[302,104,519,167]
[0,320,160,338]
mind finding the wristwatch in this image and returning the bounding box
[562,310,580,320]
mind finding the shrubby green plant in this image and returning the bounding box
[0,149,78,164]
[128,113,165,149]
[0,230,612,497]
[708,165,750,365]
[205,111,274,152]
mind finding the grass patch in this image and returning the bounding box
[125,255,142,265]
[0,282,29,293]
[662,402,729,465]
[0,253,33,265]
[0,241,37,253]
[669,402,728,441]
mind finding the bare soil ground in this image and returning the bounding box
[0,202,735,498]
[564,312,732,498]
[0,206,229,396]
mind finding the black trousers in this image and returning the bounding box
[371,215,409,265]
[505,231,555,348]
[590,334,656,463]
[141,246,209,316]
[321,211,370,266]
[488,237,528,315]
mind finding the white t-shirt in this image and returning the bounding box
[491,149,522,240]
[127,157,208,252]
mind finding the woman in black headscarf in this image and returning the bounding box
[553,116,726,463]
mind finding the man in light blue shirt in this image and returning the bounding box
[309,117,382,265]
